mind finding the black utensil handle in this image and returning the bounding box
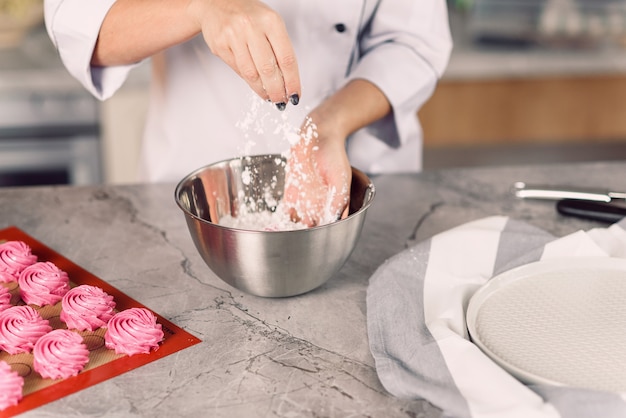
[556,199,626,223]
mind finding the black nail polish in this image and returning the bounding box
[289,94,299,106]
[334,23,347,33]
[275,102,287,111]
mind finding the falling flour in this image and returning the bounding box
[235,95,302,151]
[228,95,348,231]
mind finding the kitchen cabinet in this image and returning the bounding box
[100,71,149,184]
[419,73,626,147]
[419,16,626,149]
[0,26,102,187]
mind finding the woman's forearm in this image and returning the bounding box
[310,79,391,141]
[92,0,300,105]
[92,0,199,67]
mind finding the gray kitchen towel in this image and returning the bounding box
[367,216,626,418]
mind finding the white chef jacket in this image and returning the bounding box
[44,0,452,183]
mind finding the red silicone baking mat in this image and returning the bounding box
[0,226,202,417]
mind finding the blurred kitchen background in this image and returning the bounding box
[1,0,626,186]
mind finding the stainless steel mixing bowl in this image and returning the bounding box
[174,154,375,297]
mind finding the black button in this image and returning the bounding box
[334,23,346,33]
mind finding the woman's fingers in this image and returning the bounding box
[196,0,301,107]
[246,30,288,105]
[230,42,269,100]
[264,24,301,103]
[283,149,350,227]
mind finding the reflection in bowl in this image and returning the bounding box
[175,154,375,297]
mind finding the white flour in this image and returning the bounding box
[231,94,346,230]
[235,95,302,152]
[219,206,308,231]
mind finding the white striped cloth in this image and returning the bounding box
[367,216,626,418]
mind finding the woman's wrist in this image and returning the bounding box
[309,79,391,142]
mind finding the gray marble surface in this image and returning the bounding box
[2,161,624,417]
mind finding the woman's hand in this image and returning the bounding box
[93,0,301,107]
[283,79,392,227]
[187,0,301,107]
[283,116,351,227]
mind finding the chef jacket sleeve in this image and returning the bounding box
[346,0,452,148]
[44,0,141,100]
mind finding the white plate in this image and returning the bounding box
[466,257,626,393]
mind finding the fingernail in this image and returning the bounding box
[275,102,287,111]
[289,94,299,106]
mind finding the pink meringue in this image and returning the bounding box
[0,286,11,312]
[33,329,89,380]
[0,241,37,283]
[18,261,70,306]
[0,305,52,354]
[0,360,24,411]
[60,285,116,331]
[105,308,164,356]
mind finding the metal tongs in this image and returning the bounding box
[513,182,626,223]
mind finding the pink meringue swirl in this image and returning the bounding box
[0,286,11,312]
[105,308,164,356]
[0,360,24,411]
[60,285,116,331]
[33,329,89,380]
[0,305,52,354]
[0,241,37,283]
[18,261,70,306]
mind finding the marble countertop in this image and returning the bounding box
[2,160,623,417]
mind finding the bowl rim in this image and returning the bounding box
[174,154,376,233]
